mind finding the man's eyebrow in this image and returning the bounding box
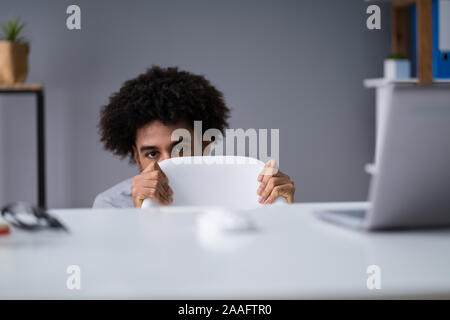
[139,138,183,153]
[140,145,158,152]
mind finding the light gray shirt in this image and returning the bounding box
[92,178,134,208]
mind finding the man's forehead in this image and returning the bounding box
[135,120,192,146]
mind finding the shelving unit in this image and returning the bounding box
[363,0,450,174]
[363,78,450,175]
[392,0,433,83]
[0,83,46,208]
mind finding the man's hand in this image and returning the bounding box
[257,160,295,204]
[131,161,173,207]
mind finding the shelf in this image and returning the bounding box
[0,84,46,208]
[0,83,44,92]
[363,78,450,88]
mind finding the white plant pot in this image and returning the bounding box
[384,59,411,79]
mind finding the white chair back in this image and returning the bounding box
[141,156,276,209]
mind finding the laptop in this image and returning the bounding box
[315,85,450,231]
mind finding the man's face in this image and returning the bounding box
[132,120,195,171]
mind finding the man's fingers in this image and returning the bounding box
[257,160,279,194]
[153,161,167,178]
[142,181,172,204]
[153,172,172,196]
[156,183,172,204]
[264,185,281,204]
[134,187,156,207]
[259,169,274,194]
[149,189,167,205]
[153,165,171,195]
[158,189,172,205]
[164,183,173,195]
[158,164,167,178]
[143,160,157,173]
[143,160,167,177]
[258,160,279,180]
[258,177,288,203]
[132,169,173,207]
[136,186,170,206]
[141,170,169,184]
[139,171,171,196]
[264,184,295,204]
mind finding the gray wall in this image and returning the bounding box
[0,0,391,208]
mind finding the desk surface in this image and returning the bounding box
[1,202,450,299]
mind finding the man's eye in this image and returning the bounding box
[146,151,158,159]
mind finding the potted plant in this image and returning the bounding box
[0,17,29,84]
[384,53,411,79]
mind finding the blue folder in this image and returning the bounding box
[411,0,450,78]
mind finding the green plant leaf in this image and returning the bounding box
[387,53,407,60]
[0,17,27,43]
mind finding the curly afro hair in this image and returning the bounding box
[98,66,231,163]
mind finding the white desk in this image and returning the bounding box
[1,202,450,299]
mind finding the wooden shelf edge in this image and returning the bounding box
[363,78,450,88]
[0,83,44,91]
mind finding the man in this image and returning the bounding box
[93,66,295,208]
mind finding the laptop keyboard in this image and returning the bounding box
[326,209,367,218]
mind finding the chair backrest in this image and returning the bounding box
[141,156,274,209]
